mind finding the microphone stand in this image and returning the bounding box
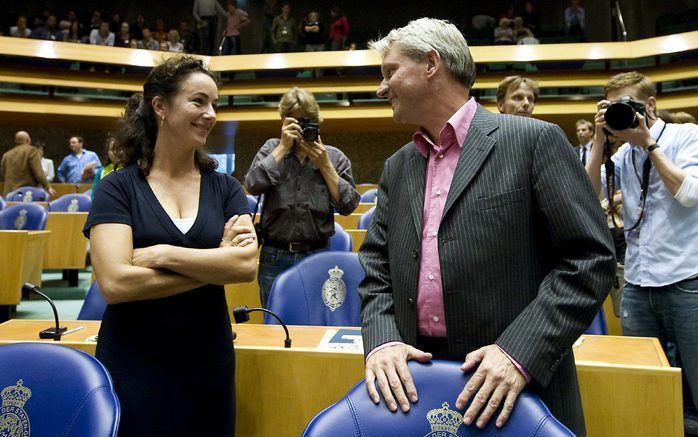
[22,283,66,341]
[233,306,292,348]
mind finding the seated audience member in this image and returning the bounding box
[496,75,539,117]
[585,72,698,435]
[64,21,84,43]
[0,131,54,196]
[575,119,594,165]
[244,87,360,307]
[517,28,540,44]
[512,16,529,41]
[138,26,160,50]
[109,12,123,34]
[36,142,55,182]
[221,0,250,55]
[115,22,131,48]
[522,1,540,35]
[10,16,32,38]
[167,30,184,52]
[178,21,197,53]
[494,17,515,44]
[31,15,62,41]
[56,136,102,183]
[90,20,115,46]
[87,10,103,33]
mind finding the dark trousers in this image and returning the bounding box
[198,15,219,55]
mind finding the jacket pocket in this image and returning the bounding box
[477,188,525,211]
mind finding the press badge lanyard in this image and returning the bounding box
[626,122,667,232]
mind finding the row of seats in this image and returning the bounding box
[0,342,573,437]
[0,192,92,214]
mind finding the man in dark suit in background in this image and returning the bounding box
[358,18,615,436]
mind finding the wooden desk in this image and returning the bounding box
[0,231,49,306]
[352,203,376,214]
[334,213,362,230]
[51,183,78,199]
[0,321,682,437]
[42,212,88,270]
[347,229,366,252]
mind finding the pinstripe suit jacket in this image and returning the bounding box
[358,105,616,436]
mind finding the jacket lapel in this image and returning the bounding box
[405,145,427,238]
[442,106,498,220]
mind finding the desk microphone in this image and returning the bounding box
[22,283,67,341]
[233,306,292,348]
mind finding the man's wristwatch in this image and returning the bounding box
[646,143,660,154]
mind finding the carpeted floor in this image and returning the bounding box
[11,270,92,320]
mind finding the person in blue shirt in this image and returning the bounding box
[585,71,698,435]
[56,136,102,183]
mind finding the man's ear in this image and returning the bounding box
[425,49,441,79]
[646,96,657,118]
[497,100,505,114]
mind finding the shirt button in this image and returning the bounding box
[432,230,437,237]
[436,190,441,196]
[433,316,439,322]
[428,273,434,280]
[438,154,444,159]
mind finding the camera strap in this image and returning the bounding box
[625,122,667,232]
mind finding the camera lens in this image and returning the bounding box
[605,102,637,131]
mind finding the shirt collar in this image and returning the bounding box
[413,97,477,157]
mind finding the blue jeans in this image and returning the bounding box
[622,278,698,410]
[257,244,327,308]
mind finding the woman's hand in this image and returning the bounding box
[221,214,257,248]
[132,244,172,269]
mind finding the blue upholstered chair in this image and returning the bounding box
[0,343,120,436]
[266,251,365,326]
[246,194,258,213]
[358,206,375,230]
[360,188,378,203]
[82,189,93,198]
[0,203,48,230]
[0,196,5,210]
[584,307,608,335]
[302,360,574,437]
[329,222,353,251]
[49,193,92,212]
[6,186,50,202]
[77,281,107,321]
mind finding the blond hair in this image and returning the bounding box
[278,87,322,123]
[496,76,539,104]
[603,71,656,100]
[575,119,593,131]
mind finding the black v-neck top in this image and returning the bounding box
[82,164,248,435]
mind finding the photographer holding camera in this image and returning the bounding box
[244,87,360,308]
[585,71,698,434]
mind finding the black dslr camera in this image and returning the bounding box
[299,118,320,142]
[604,96,646,131]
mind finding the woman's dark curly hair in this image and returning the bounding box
[115,55,220,175]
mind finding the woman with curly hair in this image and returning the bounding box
[83,55,257,435]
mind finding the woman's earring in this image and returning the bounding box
[160,116,165,128]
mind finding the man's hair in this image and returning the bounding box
[496,76,539,103]
[368,18,476,88]
[278,87,322,123]
[575,119,593,130]
[70,135,83,144]
[603,71,656,100]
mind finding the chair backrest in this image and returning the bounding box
[358,206,375,230]
[0,343,120,437]
[77,280,107,320]
[0,196,5,210]
[6,186,50,202]
[82,188,93,198]
[266,251,365,326]
[359,188,377,203]
[584,307,608,335]
[303,360,574,437]
[0,203,48,230]
[49,193,92,212]
[329,222,352,252]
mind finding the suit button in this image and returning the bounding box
[412,249,418,259]
[408,298,414,306]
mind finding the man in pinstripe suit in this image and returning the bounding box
[358,18,615,436]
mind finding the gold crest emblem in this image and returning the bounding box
[0,379,32,436]
[67,199,79,212]
[423,402,463,437]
